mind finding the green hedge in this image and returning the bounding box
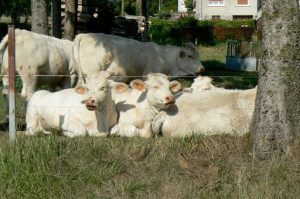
[149,17,256,45]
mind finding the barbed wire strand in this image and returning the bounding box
[0,74,258,78]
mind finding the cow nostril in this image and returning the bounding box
[87,99,95,104]
[166,96,174,103]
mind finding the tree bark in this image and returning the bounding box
[136,0,143,16]
[51,0,62,38]
[251,0,300,159]
[31,0,48,35]
[64,0,77,40]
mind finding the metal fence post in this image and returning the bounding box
[8,25,16,141]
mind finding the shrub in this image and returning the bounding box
[149,18,256,45]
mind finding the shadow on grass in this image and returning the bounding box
[202,60,226,70]
[201,59,258,89]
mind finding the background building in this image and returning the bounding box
[195,0,258,20]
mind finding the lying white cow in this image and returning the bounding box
[183,76,224,93]
[26,72,117,137]
[0,29,76,101]
[71,33,204,83]
[110,73,181,137]
[151,87,257,137]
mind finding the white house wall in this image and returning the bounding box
[178,0,188,12]
[195,0,258,20]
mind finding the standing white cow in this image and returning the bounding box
[0,29,76,101]
[110,73,181,137]
[151,87,257,137]
[71,33,205,83]
[26,72,117,137]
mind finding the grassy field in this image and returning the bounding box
[4,43,295,199]
[1,134,300,198]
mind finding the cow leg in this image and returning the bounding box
[61,121,87,137]
[2,76,9,123]
[110,123,140,137]
[21,75,37,101]
[62,127,86,137]
[88,131,108,137]
[69,73,78,88]
[140,123,153,138]
[25,117,43,135]
[151,111,167,136]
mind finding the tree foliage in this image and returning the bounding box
[184,0,195,13]
[0,0,31,23]
[112,0,178,16]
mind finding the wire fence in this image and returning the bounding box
[0,73,258,133]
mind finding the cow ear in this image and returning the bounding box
[75,85,88,94]
[180,50,186,58]
[170,80,182,93]
[130,79,147,91]
[115,83,129,93]
[183,42,195,49]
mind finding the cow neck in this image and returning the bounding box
[142,96,160,122]
[161,45,177,68]
[95,91,116,132]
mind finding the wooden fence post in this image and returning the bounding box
[8,25,16,141]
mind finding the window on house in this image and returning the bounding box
[208,0,225,6]
[233,15,253,20]
[212,15,221,20]
[237,0,249,6]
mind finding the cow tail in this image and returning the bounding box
[0,34,9,81]
[72,35,86,86]
[0,34,8,54]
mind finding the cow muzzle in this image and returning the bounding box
[85,99,97,111]
[164,95,175,107]
[196,66,205,75]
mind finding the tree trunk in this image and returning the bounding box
[251,0,300,159]
[121,0,125,16]
[31,0,48,35]
[136,0,143,15]
[51,0,62,38]
[64,0,77,40]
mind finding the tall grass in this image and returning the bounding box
[0,135,300,198]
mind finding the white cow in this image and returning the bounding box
[110,73,181,137]
[0,29,76,101]
[71,33,205,83]
[182,76,224,93]
[25,72,117,137]
[151,87,257,137]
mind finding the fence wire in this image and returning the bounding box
[0,74,258,133]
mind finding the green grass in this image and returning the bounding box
[0,134,300,198]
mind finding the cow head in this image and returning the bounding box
[130,73,181,110]
[75,71,110,111]
[191,76,215,91]
[174,42,205,77]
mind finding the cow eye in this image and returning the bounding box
[188,55,193,59]
[99,86,106,91]
[152,85,159,89]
